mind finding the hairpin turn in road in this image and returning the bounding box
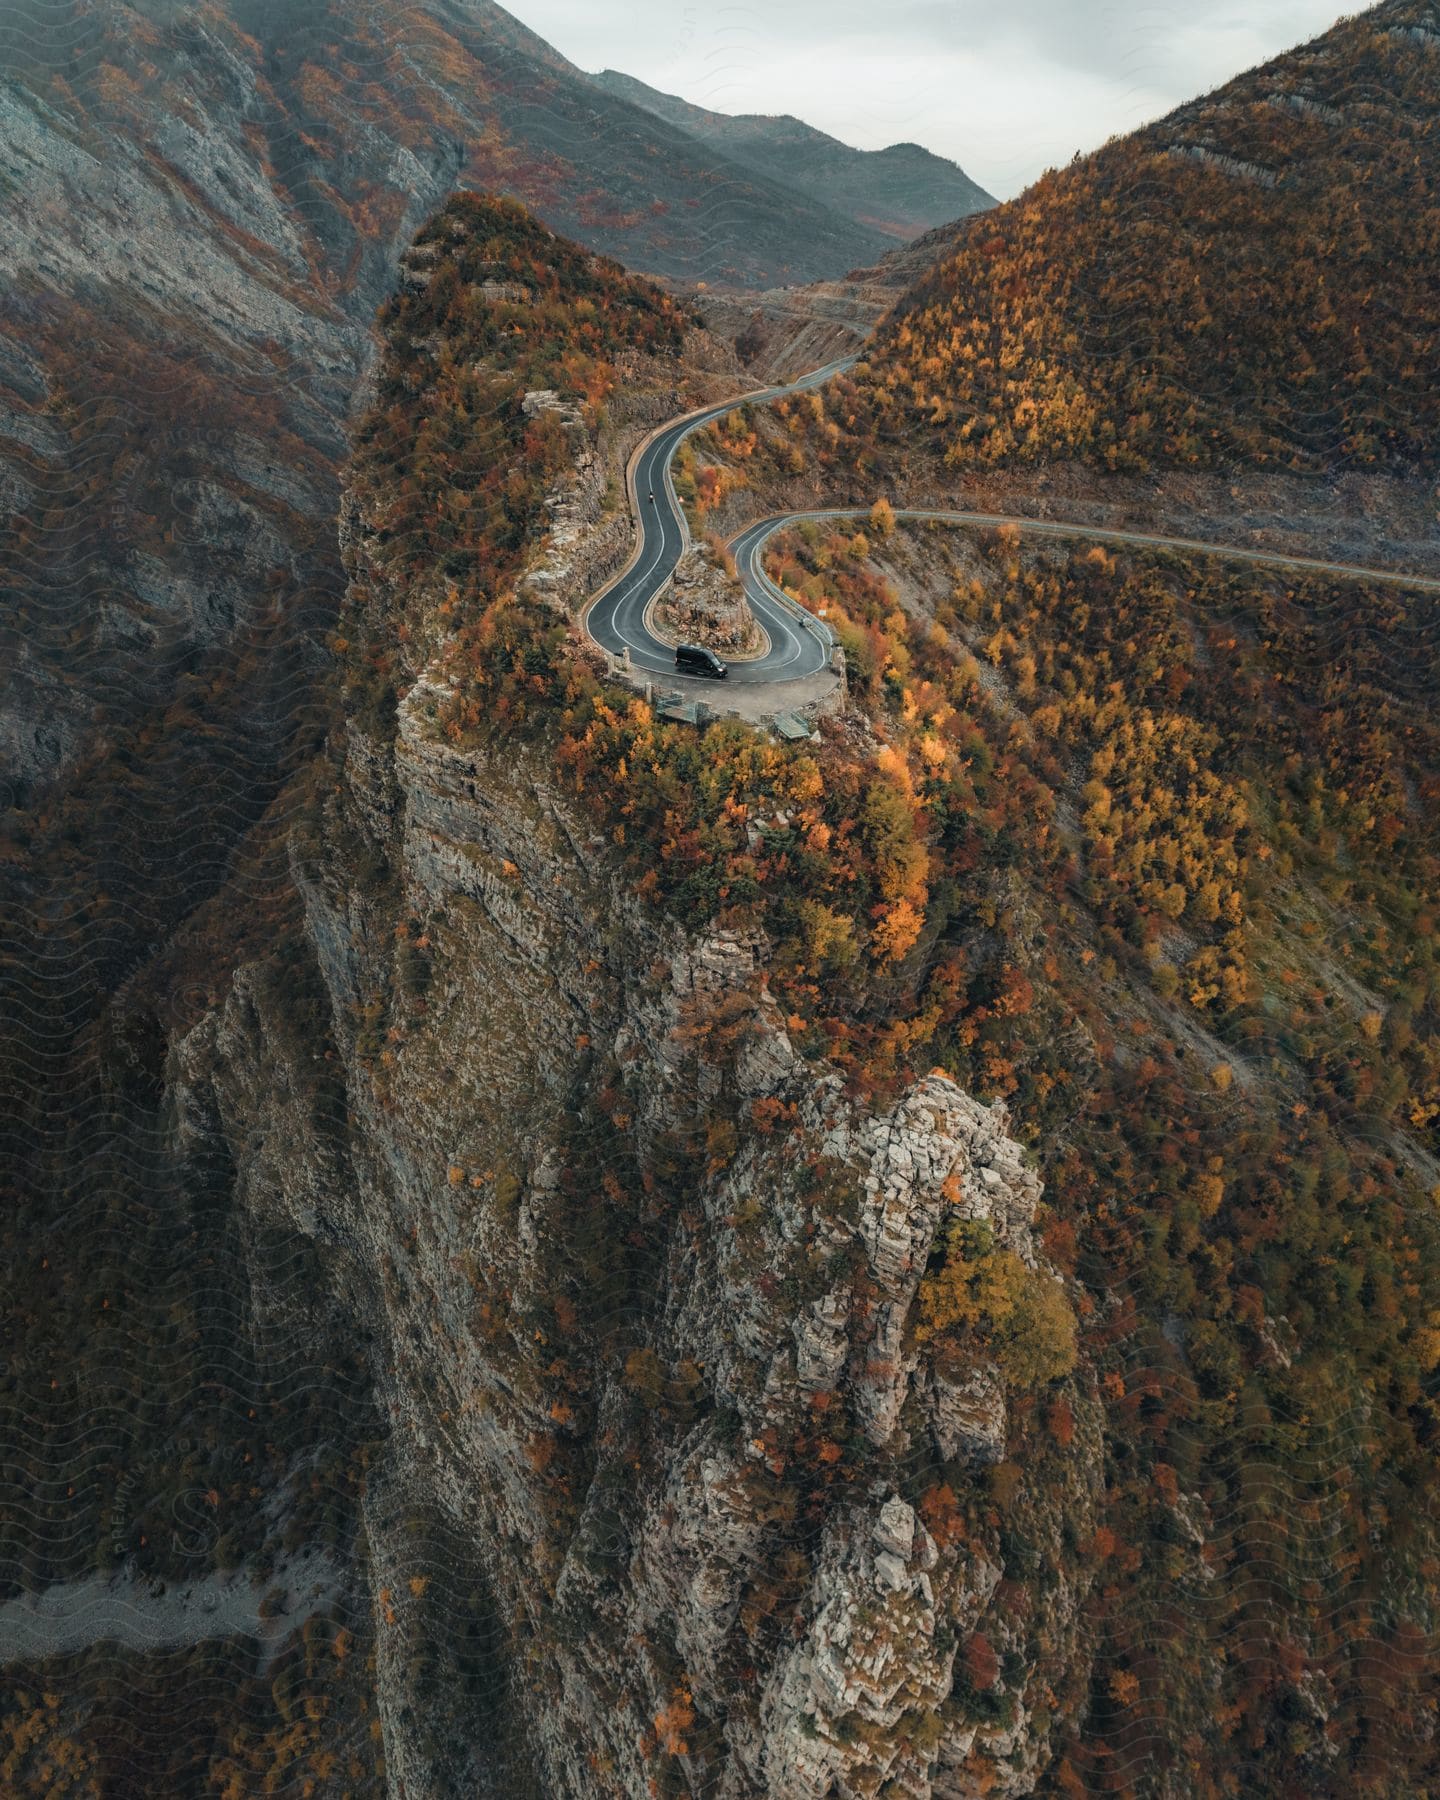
[583,358,854,686]
[585,362,1440,691]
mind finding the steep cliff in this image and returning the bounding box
[181,712,1101,1795]
[169,196,1103,1795]
[0,0,924,1238]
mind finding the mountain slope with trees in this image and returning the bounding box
[836,0,1440,479]
[650,6,1440,1787]
[0,0,939,1170]
[300,186,1440,1797]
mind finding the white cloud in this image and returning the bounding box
[506,0,1349,197]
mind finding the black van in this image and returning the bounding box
[675,643,728,679]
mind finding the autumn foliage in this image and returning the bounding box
[854,7,1440,476]
[347,180,1440,1794]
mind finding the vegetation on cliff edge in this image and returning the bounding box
[349,185,1440,1794]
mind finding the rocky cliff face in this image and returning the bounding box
[0,0,921,1191]
[173,357,1102,1795]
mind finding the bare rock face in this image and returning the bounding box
[760,1496,955,1799]
[928,1365,1009,1465]
[173,377,1103,1799]
[653,547,763,655]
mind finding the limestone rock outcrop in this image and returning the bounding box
[172,339,1103,1800]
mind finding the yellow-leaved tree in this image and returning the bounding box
[916,1219,1077,1387]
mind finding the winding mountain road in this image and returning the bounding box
[585,363,1440,690]
[735,507,1440,600]
[585,359,853,685]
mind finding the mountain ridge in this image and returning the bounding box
[590,65,994,241]
[848,0,1440,479]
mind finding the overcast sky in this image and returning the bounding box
[509,0,1350,198]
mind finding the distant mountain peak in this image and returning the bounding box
[589,66,993,243]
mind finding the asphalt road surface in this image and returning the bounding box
[584,358,853,685]
[736,507,1440,597]
[586,364,1440,691]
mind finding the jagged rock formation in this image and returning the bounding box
[652,549,763,655]
[6,12,1440,1793]
[171,369,1102,1794]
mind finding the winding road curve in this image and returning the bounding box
[585,361,1440,689]
[585,359,854,685]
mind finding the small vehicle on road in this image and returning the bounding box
[648,489,655,503]
[675,643,728,679]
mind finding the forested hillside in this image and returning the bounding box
[0,0,920,1143]
[842,0,1440,476]
[769,514,1440,1797]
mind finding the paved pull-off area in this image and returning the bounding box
[586,362,1440,700]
